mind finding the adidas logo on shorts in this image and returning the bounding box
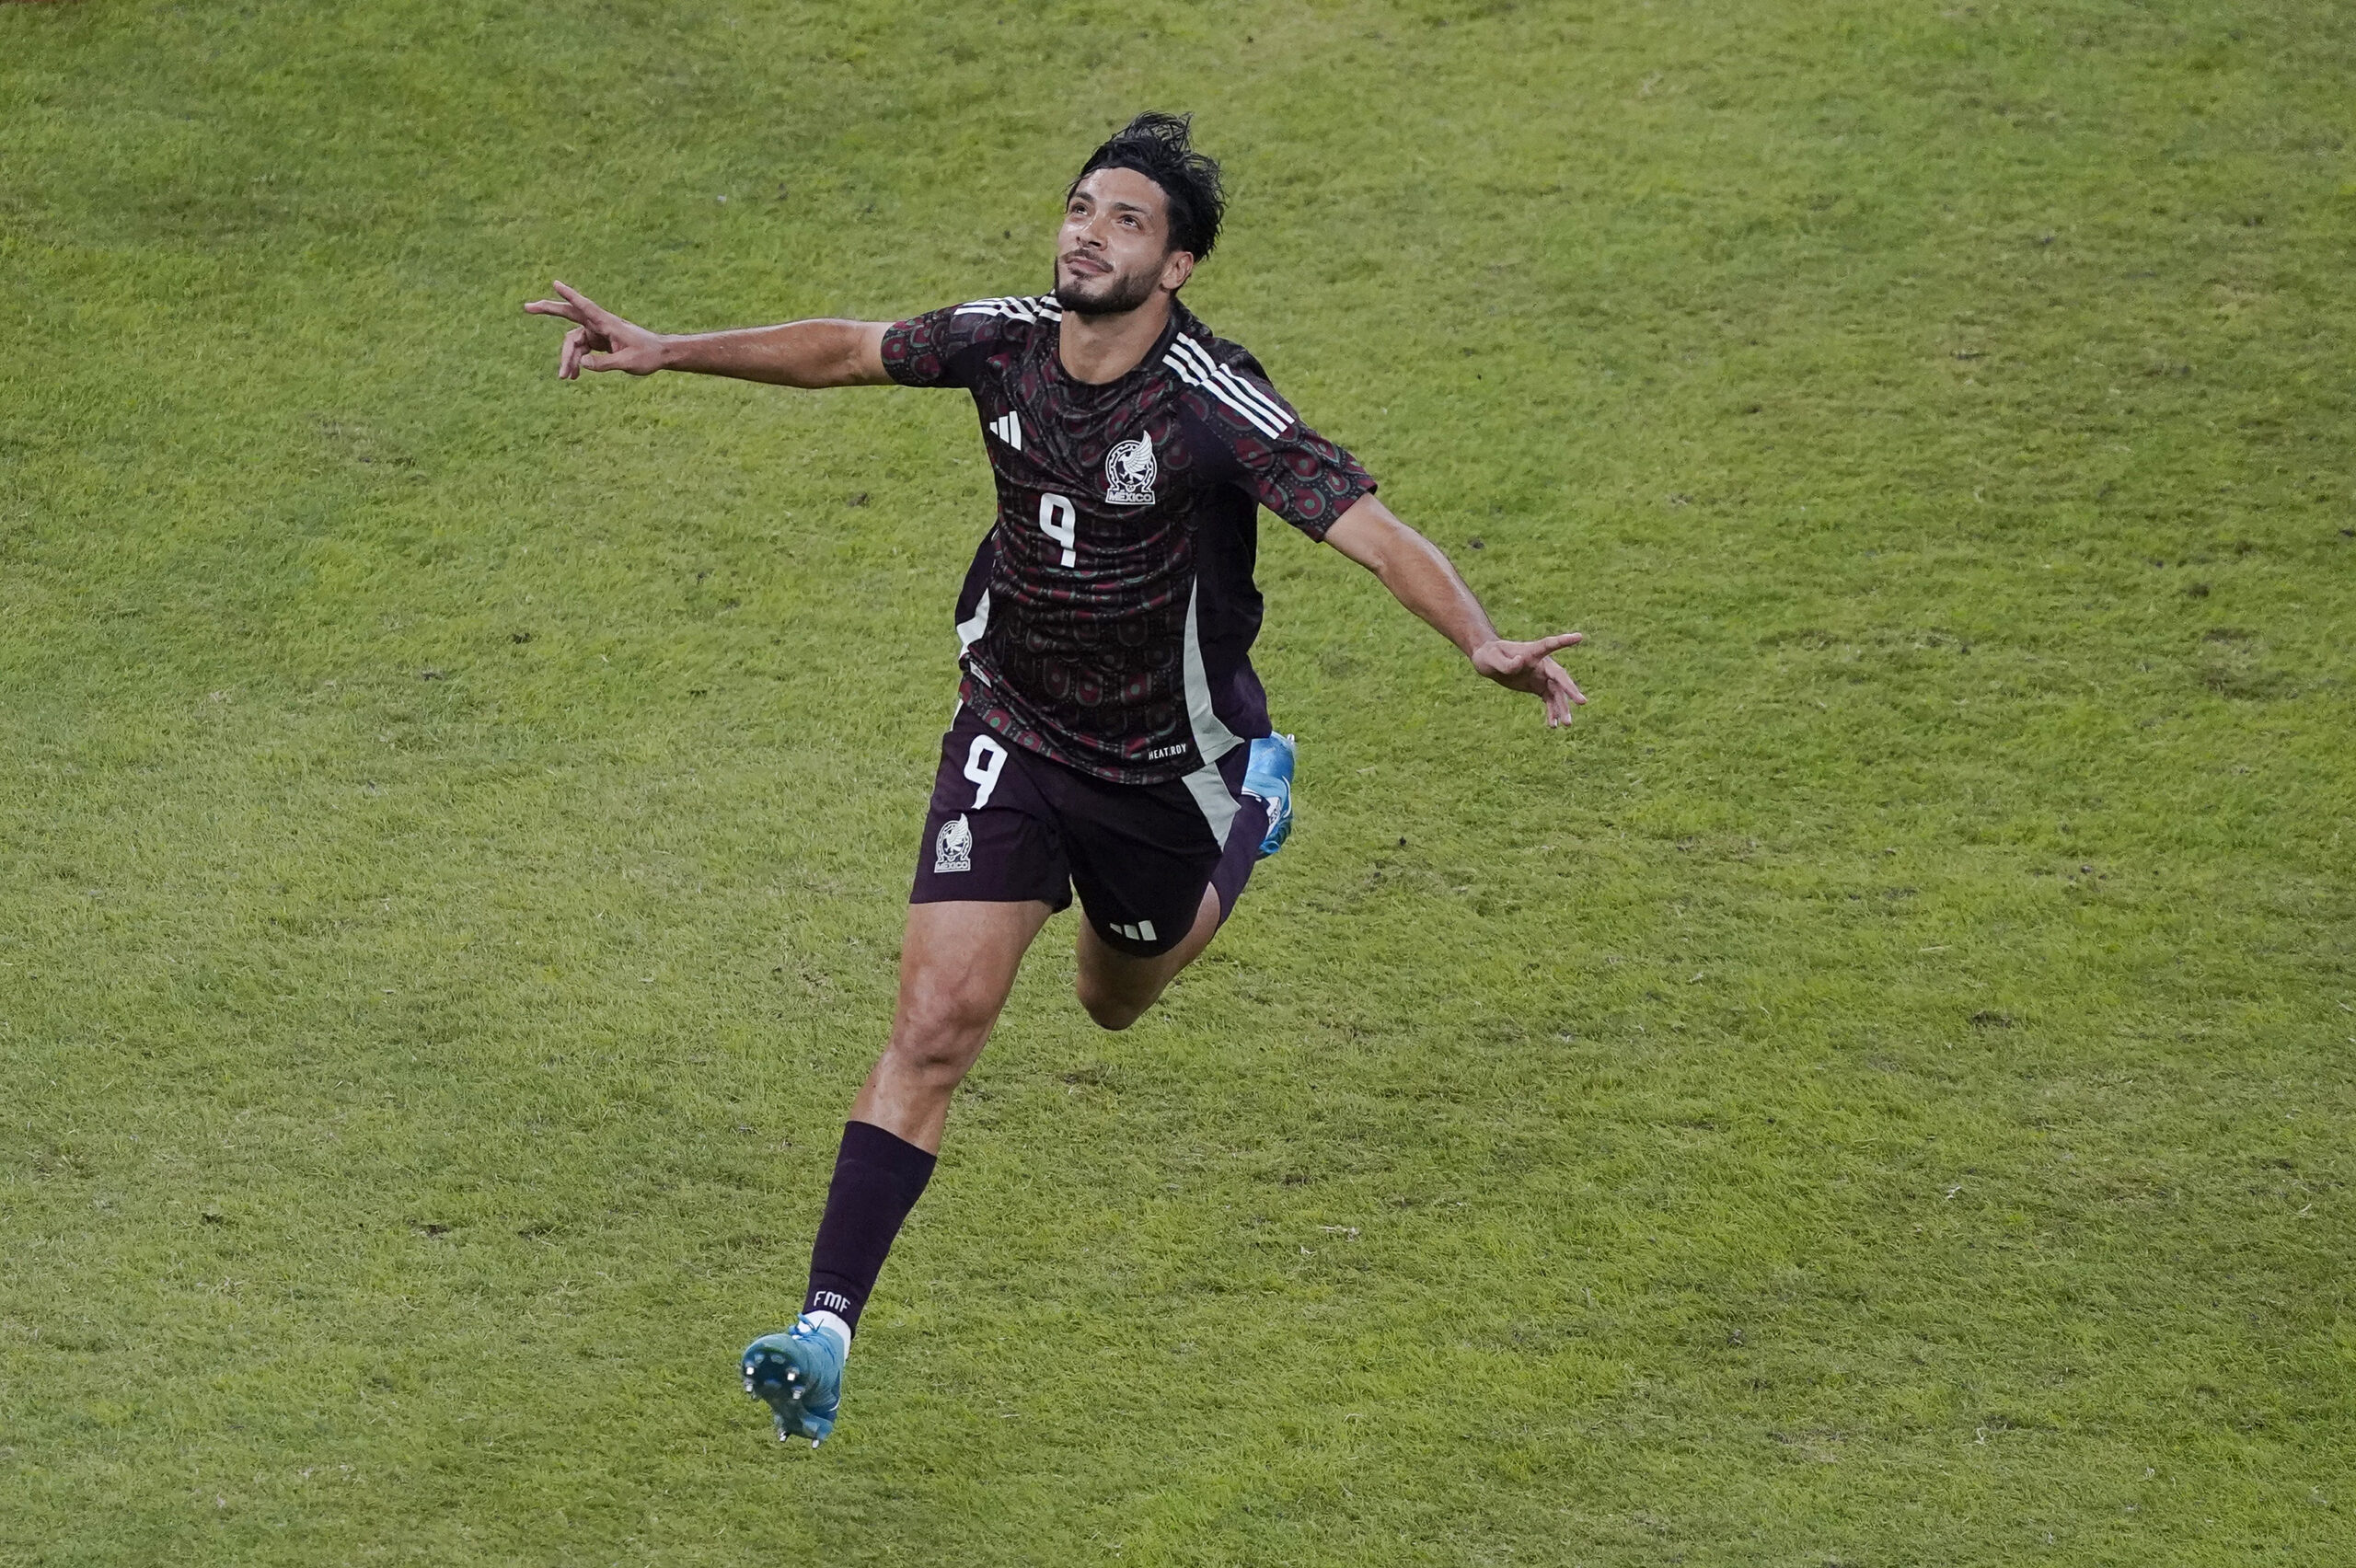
[1112,919,1158,943]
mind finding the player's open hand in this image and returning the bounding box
[523,281,667,378]
[1472,632,1587,727]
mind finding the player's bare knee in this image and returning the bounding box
[884,996,995,1083]
[879,1031,971,1091]
[1082,996,1142,1032]
[1075,974,1154,1032]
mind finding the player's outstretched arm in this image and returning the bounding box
[522,281,893,387]
[1322,494,1587,727]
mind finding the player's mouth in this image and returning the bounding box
[1060,252,1112,279]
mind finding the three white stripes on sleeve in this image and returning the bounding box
[1163,335,1292,440]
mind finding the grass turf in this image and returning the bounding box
[4,0,2353,1562]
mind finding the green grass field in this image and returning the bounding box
[5,1,2353,1562]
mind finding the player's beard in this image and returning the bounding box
[1053,259,1161,319]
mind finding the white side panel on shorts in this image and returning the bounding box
[1180,579,1242,849]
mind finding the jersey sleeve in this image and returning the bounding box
[879,297,1048,390]
[1175,343,1375,541]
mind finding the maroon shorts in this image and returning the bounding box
[910,705,1268,957]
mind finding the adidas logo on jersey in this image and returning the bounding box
[988,410,1023,451]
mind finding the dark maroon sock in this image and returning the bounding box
[803,1120,936,1336]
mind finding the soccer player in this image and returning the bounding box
[525,112,1584,1447]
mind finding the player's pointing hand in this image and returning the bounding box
[523,281,669,378]
[1472,632,1588,728]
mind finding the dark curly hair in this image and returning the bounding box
[1069,111,1226,263]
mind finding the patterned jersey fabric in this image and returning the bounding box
[882,294,1374,786]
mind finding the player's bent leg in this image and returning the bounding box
[1067,746,1272,1032]
[1073,882,1223,1032]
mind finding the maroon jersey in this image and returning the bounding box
[881,293,1374,786]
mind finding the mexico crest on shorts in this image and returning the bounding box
[1104,434,1156,504]
[933,813,973,873]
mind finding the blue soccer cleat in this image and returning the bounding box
[742,1314,848,1447]
[1242,732,1297,859]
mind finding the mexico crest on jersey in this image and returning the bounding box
[1104,434,1156,505]
[933,813,973,873]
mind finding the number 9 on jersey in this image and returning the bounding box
[1038,493,1077,567]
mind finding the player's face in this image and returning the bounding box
[1054,167,1195,317]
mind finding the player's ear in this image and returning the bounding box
[1160,248,1196,294]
